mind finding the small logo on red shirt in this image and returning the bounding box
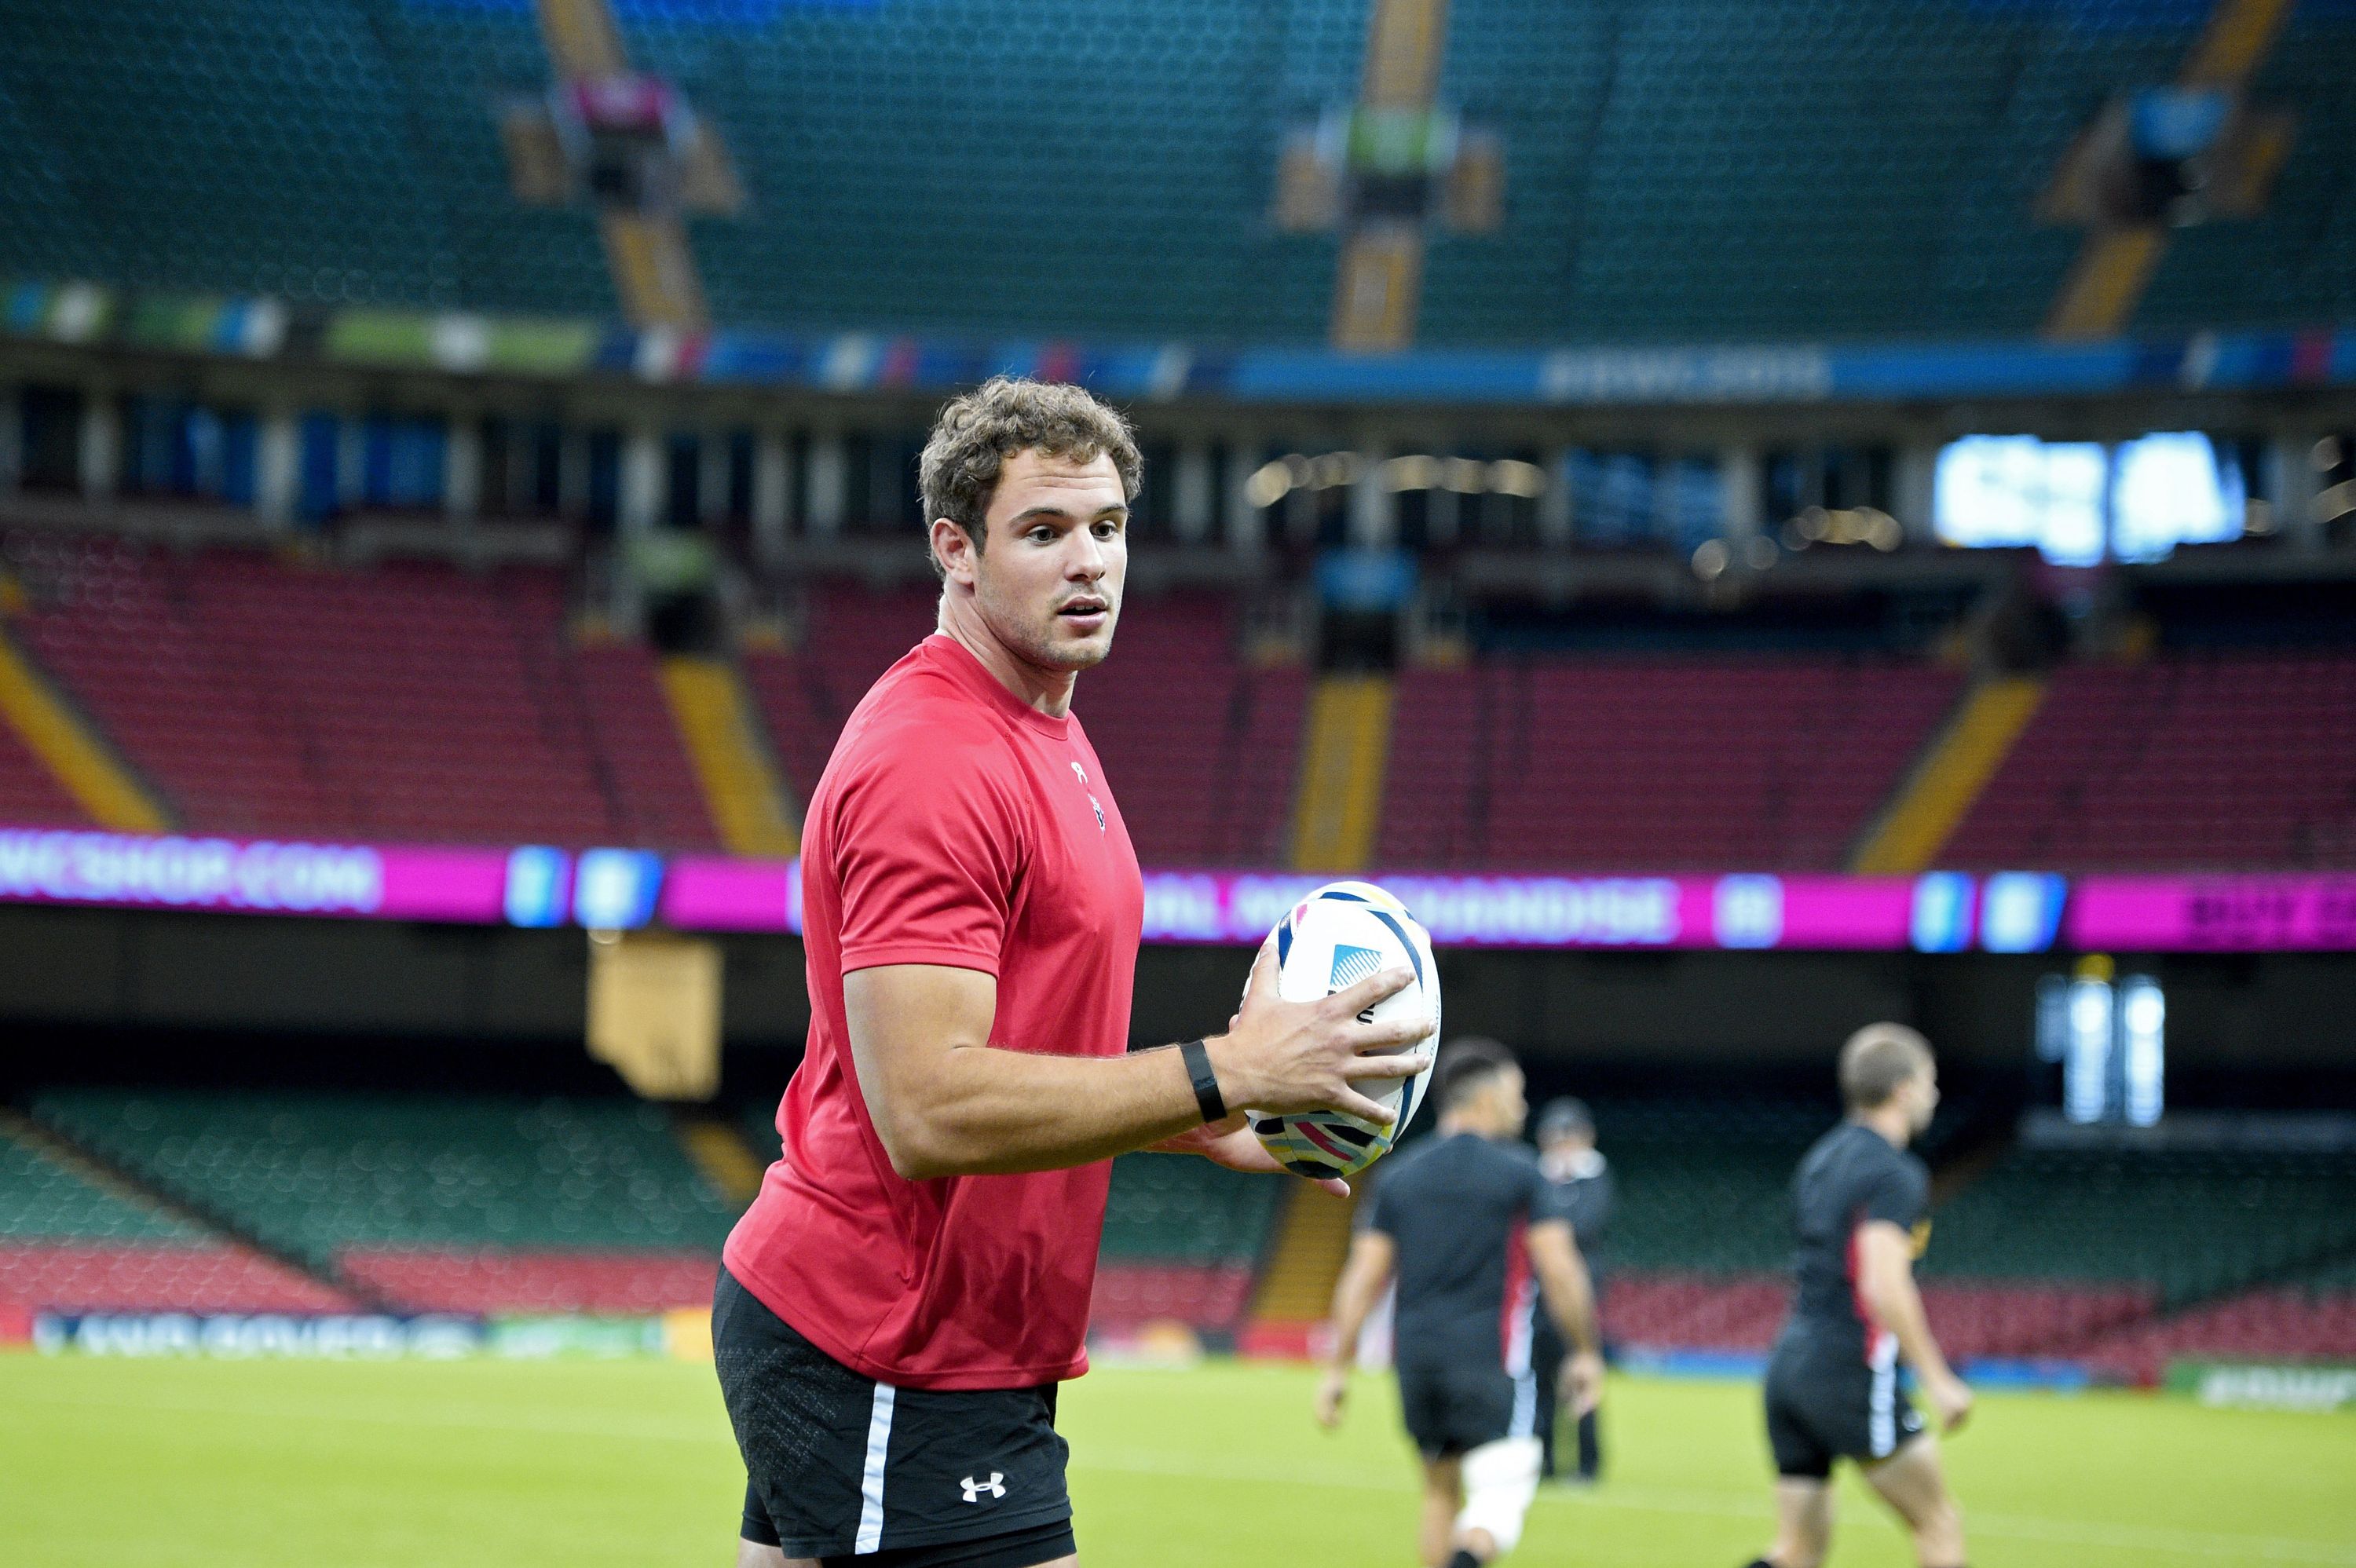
[1070,761,1105,832]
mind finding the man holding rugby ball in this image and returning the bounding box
[715,377,1432,1568]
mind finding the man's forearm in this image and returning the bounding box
[1325,1239,1394,1368]
[1326,1270,1379,1368]
[1529,1225,1601,1354]
[879,1040,1209,1179]
[1873,1272,1955,1385]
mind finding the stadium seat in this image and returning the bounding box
[0,1123,352,1312]
[0,718,86,828]
[340,1246,720,1314]
[5,0,2343,341]
[30,1091,740,1275]
[745,583,1304,864]
[1382,657,1963,870]
[5,534,716,849]
[1947,652,2356,870]
[1922,1143,2356,1305]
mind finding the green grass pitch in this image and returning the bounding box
[4,1354,2351,1566]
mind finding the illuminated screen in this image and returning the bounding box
[2111,432,2241,560]
[1934,433,2243,564]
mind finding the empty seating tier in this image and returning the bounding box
[1923,1143,2356,1305]
[1092,1152,1283,1336]
[0,1121,349,1313]
[1383,658,1962,870]
[1945,652,2356,871]
[5,1,2349,340]
[0,713,86,828]
[746,585,1303,865]
[31,1091,739,1273]
[5,535,715,849]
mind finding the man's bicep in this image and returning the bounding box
[842,963,999,1106]
[833,758,1019,973]
[1527,1217,1583,1280]
[1853,1219,1915,1294]
[1345,1227,1398,1282]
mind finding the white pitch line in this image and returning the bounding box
[15,1385,2355,1565]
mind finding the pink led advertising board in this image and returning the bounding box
[2066,875,2356,952]
[0,828,514,923]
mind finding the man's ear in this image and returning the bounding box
[930,517,980,585]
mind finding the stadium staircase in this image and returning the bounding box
[656,655,800,858]
[0,535,720,848]
[1849,674,2046,875]
[4,1,2350,342]
[1096,1156,1286,1344]
[1291,674,1394,872]
[743,585,1304,866]
[1236,1181,1359,1357]
[1380,657,1963,870]
[0,616,170,832]
[675,1113,766,1209]
[1943,651,2356,869]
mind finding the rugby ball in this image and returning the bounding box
[1246,880,1441,1179]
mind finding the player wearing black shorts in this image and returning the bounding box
[1530,1095,1612,1484]
[1746,1024,1970,1568]
[1319,1039,1604,1568]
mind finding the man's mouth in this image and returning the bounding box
[1057,597,1110,624]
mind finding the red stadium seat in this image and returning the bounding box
[0,1242,357,1314]
[338,1246,722,1314]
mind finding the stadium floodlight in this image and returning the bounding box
[2066,973,2116,1124]
[2120,975,2167,1128]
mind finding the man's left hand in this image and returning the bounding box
[1152,1117,1350,1197]
[1566,1350,1606,1417]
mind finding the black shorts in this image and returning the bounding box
[713,1268,1075,1565]
[1396,1356,1537,1459]
[1763,1329,1926,1480]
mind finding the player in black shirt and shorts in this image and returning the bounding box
[1747,1024,1970,1568]
[1318,1039,1604,1568]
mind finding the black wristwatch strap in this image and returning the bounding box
[1178,1038,1227,1124]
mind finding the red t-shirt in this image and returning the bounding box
[724,634,1144,1390]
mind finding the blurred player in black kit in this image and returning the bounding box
[1745,1023,1970,1568]
[1529,1096,1612,1484]
[1317,1039,1604,1568]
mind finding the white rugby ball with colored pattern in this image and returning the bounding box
[1246,879,1441,1179]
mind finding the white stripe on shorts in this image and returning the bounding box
[1509,1365,1538,1438]
[1867,1330,1897,1458]
[854,1381,896,1554]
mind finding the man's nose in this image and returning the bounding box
[1066,533,1107,579]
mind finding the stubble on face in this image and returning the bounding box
[967,451,1128,675]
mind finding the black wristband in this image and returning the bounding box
[1178,1038,1227,1124]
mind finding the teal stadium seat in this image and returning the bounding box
[0,0,2347,340]
[1922,1144,2356,1306]
[31,1090,738,1269]
[0,1127,192,1242]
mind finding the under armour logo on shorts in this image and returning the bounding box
[960,1472,1006,1503]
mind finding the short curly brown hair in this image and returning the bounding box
[918,377,1142,576]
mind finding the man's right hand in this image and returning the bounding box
[1206,938,1432,1125]
[1924,1370,1973,1432]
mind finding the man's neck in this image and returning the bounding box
[1855,1106,1912,1148]
[1439,1115,1498,1140]
[938,593,1077,718]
